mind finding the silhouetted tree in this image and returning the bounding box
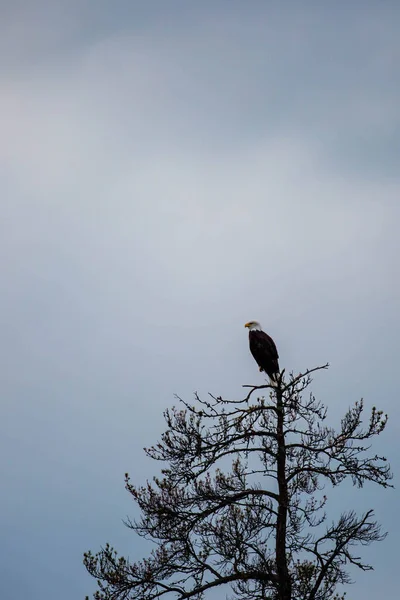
[84,365,392,600]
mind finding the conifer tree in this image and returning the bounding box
[84,365,392,600]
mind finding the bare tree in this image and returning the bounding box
[84,365,392,600]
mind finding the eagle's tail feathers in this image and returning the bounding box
[270,369,284,387]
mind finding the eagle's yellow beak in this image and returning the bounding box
[244,322,251,328]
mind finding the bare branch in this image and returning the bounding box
[84,363,392,600]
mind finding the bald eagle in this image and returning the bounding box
[244,321,280,384]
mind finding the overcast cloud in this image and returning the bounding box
[1,2,399,599]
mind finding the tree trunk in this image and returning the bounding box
[275,387,291,600]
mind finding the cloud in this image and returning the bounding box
[0,3,399,599]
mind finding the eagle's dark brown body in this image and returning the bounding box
[249,329,280,381]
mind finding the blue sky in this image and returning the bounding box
[1,2,399,599]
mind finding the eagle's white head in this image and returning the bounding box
[244,321,262,331]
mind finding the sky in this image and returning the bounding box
[1,1,399,599]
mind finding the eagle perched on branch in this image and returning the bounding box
[244,321,280,384]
